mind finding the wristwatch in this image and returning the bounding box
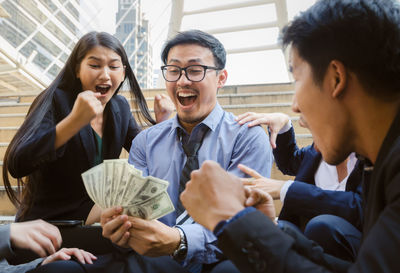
[172,227,188,261]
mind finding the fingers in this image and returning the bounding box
[27,239,48,257]
[42,248,97,265]
[42,251,70,265]
[102,214,132,247]
[245,188,269,207]
[33,231,57,256]
[236,112,258,125]
[269,131,278,149]
[100,207,122,226]
[238,164,262,179]
[42,222,62,251]
[62,248,96,264]
[242,178,256,185]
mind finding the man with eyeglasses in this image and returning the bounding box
[100,30,273,272]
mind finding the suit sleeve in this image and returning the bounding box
[218,210,350,273]
[0,225,43,272]
[7,96,63,178]
[273,126,310,176]
[282,182,363,230]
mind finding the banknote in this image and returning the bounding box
[131,176,169,203]
[81,159,175,220]
[123,191,175,220]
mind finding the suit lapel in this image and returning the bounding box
[103,97,122,159]
[79,124,96,168]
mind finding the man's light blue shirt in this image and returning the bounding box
[128,102,273,266]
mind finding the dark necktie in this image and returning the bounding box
[176,125,209,222]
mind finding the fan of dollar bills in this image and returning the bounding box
[81,159,175,220]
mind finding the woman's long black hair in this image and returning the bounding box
[3,31,155,218]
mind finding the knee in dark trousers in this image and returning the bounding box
[304,214,361,262]
[208,260,240,273]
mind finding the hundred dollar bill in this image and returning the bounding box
[124,191,175,220]
[120,170,147,206]
[109,159,126,206]
[81,163,105,208]
[130,176,169,204]
[103,160,114,207]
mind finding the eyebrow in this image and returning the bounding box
[87,56,121,62]
[168,58,203,64]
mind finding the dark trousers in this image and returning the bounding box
[28,252,191,273]
[303,214,361,262]
[27,252,238,273]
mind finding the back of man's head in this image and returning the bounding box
[161,30,226,69]
[282,0,400,101]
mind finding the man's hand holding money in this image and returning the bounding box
[101,207,181,256]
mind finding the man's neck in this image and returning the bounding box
[179,120,199,135]
[353,99,399,164]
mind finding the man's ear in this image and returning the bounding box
[217,69,228,89]
[329,60,347,98]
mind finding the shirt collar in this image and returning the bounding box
[169,102,224,136]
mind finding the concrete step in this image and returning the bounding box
[0,127,18,142]
[0,120,310,161]
[0,83,294,105]
[0,90,295,115]
[0,103,299,127]
[0,93,38,103]
[0,186,16,215]
[0,122,309,147]
[0,114,25,127]
[0,103,30,114]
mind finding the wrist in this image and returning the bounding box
[208,205,244,231]
[171,227,187,262]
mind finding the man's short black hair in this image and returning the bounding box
[161,30,226,69]
[281,0,400,100]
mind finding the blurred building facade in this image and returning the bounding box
[115,0,153,89]
[0,0,103,94]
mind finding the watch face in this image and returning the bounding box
[174,245,188,261]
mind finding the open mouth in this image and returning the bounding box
[95,84,111,95]
[177,92,197,106]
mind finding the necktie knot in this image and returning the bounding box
[182,142,201,157]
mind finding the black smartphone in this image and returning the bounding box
[47,220,83,227]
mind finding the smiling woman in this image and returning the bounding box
[2,31,163,223]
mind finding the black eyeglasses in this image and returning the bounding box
[161,65,221,82]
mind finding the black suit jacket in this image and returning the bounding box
[274,127,363,230]
[9,88,141,222]
[217,110,400,272]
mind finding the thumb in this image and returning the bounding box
[269,131,278,149]
[245,196,254,207]
[92,92,102,99]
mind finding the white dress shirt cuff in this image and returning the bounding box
[278,120,292,134]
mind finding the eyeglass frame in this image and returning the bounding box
[160,64,221,82]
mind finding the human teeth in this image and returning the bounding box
[178,93,196,97]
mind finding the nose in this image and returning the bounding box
[291,93,300,113]
[99,67,111,80]
[176,70,191,86]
